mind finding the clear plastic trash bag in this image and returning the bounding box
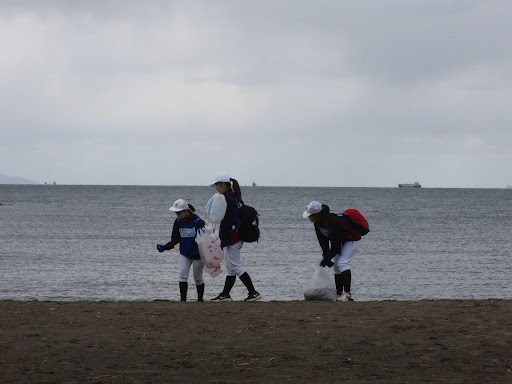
[205,193,227,225]
[196,224,224,277]
[304,264,336,301]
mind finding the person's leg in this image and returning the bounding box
[179,282,188,301]
[225,242,255,293]
[239,272,255,294]
[225,241,261,300]
[211,242,244,301]
[240,272,261,301]
[223,242,244,295]
[334,273,343,296]
[332,253,343,296]
[178,255,193,301]
[223,275,236,294]
[335,241,360,300]
[196,282,205,302]
[340,270,352,295]
[224,241,245,278]
[192,260,205,301]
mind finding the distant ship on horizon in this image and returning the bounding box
[398,181,421,188]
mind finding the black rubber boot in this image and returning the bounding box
[340,270,351,294]
[179,282,188,302]
[239,272,256,294]
[334,274,343,295]
[222,275,237,295]
[196,283,205,302]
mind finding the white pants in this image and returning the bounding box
[333,241,360,274]
[224,241,246,277]
[178,254,204,285]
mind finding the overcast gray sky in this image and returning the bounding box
[1,0,511,187]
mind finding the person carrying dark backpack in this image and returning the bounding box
[209,173,262,302]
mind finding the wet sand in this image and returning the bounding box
[1,300,511,383]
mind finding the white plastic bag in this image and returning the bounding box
[205,193,227,225]
[196,225,224,277]
[304,264,336,301]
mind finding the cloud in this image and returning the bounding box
[1,1,511,187]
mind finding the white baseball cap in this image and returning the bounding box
[303,201,322,218]
[169,199,190,212]
[210,173,231,186]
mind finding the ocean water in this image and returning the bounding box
[1,185,511,302]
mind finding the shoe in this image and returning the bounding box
[244,291,262,302]
[345,292,354,301]
[336,293,348,302]
[211,293,233,302]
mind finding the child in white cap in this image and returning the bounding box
[157,199,206,301]
[209,173,262,302]
[303,201,362,301]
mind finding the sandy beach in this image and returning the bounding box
[1,300,511,383]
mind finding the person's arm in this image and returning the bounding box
[219,194,236,244]
[195,218,206,232]
[164,219,181,250]
[325,215,343,257]
[315,224,330,256]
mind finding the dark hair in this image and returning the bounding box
[320,204,333,234]
[188,204,196,213]
[230,178,244,204]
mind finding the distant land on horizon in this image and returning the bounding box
[0,173,37,184]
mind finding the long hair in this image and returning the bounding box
[230,178,244,204]
[319,204,334,234]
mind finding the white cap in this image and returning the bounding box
[169,199,189,212]
[210,173,231,186]
[303,201,322,218]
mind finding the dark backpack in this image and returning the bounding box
[341,209,370,236]
[237,204,260,243]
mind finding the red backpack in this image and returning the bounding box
[340,209,370,236]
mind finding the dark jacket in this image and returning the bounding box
[315,213,362,259]
[164,214,205,260]
[219,189,241,246]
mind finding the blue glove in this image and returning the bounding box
[320,258,334,268]
[157,244,166,253]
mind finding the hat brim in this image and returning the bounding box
[210,179,230,187]
[169,207,187,212]
[303,209,322,218]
